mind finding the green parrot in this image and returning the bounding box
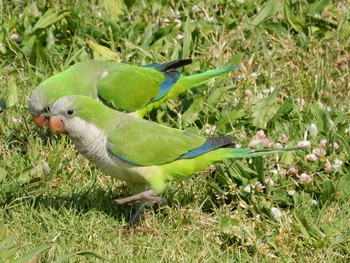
[28,59,238,127]
[49,95,297,205]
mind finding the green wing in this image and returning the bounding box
[97,65,165,112]
[106,116,206,166]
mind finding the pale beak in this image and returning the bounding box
[33,115,49,128]
[49,116,65,134]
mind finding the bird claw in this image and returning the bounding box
[113,189,165,205]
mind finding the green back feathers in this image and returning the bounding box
[97,65,165,111]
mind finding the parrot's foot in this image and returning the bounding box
[113,190,164,205]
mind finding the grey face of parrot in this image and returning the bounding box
[28,90,52,128]
[28,90,47,116]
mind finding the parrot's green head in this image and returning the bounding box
[49,95,115,136]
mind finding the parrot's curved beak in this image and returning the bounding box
[49,116,65,134]
[33,115,49,128]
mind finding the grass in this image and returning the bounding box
[1,0,350,261]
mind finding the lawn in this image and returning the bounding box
[1,0,350,262]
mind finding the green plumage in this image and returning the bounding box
[50,95,298,195]
[28,60,238,118]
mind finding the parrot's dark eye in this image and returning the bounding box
[67,109,74,116]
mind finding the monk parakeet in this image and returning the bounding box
[48,95,296,204]
[28,59,238,127]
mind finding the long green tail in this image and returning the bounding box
[224,146,301,159]
[166,64,238,99]
[150,146,301,193]
[132,64,238,118]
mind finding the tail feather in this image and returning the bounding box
[166,64,238,99]
[224,146,301,159]
[143,59,193,72]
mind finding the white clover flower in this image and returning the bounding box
[265,177,274,186]
[310,199,317,205]
[278,134,289,144]
[279,168,287,176]
[297,140,311,148]
[163,18,170,23]
[174,18,182,28]
[319,139,327,149]
[333,158,343,170]
[300,173,313,184]
[204,124,217,136]
[309,123,318,137]
[288,166,299,175]
[306,153,318,161]
[313,148,326,157]
[248,138,261,148]
[324,159,332,172]
[254,181,265,192]
[271,207,282,220]
[331,142,339,150]
[296,97,306,107]
[244,89,253,97]
[244,184,252,193]
[287,190,295,196]
[175,34,184,40]
[262,138,271,147]
[256,130,266,139]
[192,5,200,12]
[271,169,278,175]
[11,116,22,123]
[274,143,283,149]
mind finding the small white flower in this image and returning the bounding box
[248,138,261,148]
[256,130,266,139]
[310,199,317,205]
[296,98,306,107]
[265,177,274,186]
[274,143,283,149]
[278,134,289,144]
[324,159,332,172]
[11,116,22,123]
[192,5,200,12]
[306,153,318,161]
[254,181,265,192]
[279,168,287,176]
[262,138,271,147]
[244,89,253,97]
[10,33,22,43]
[333,158,343,170]
[163,18,170,23]
[174,18,182,28]
[319,139,327,149]
[271,207,282,220]
[297,140,311,148]
[313,148,326,157]
[300,173,313,184]
[331,142,339,150]
[204,124,217,136]
[288,190,295,196]
[309,124,318,137]
[288,166,299,175]
[244,184,252,193]
[175,34,184,40]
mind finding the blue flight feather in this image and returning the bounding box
[179,136,233,159]
[150,70,181,101]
